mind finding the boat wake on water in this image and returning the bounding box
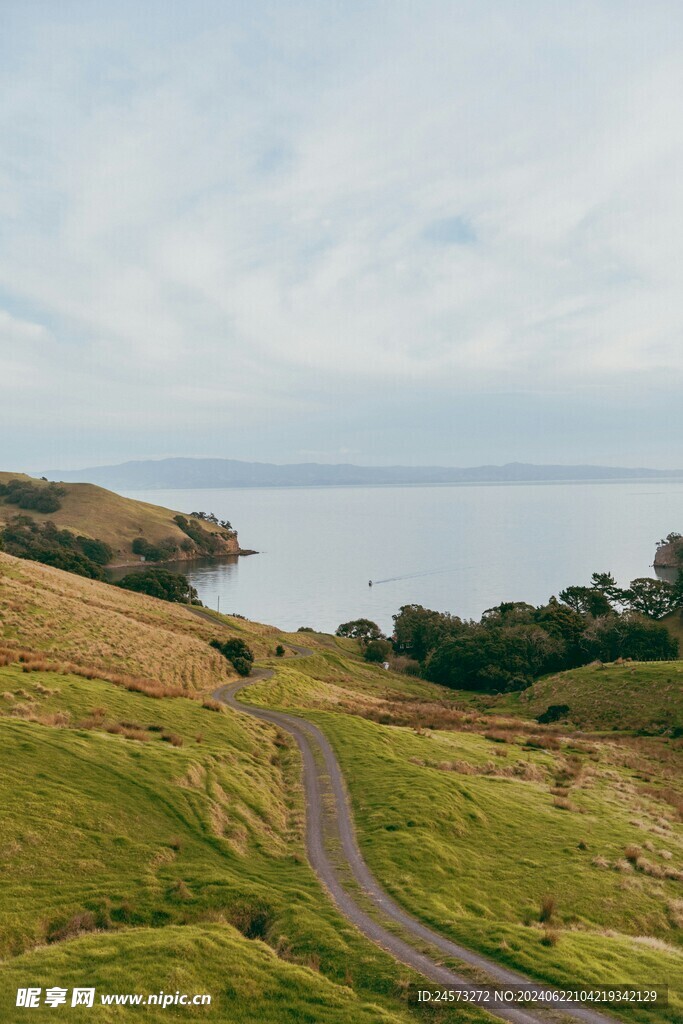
[369,564,476,586]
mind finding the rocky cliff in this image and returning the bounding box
[654,535,683,567]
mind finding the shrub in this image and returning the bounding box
[202,699,224,712]
[537,704,570,724]
[364,638,392,663]
[131,536,178,561]
[0,479,65,514]
[117,568,198,604]
[210,638,254,676]
[161,732,184,747]
[0,515,111,578]
[275,644,286,657]
[539,896,556,923]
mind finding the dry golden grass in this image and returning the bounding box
[0,553,280,692]
[0,471,237,564]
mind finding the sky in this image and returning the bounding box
[1,0,682,471]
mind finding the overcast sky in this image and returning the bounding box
[1,0,682,471]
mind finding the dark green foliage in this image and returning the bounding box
[363,638,392,663]
[0,516,111,579]
[537,704,571,724]
[173,515,231,557]
[393,570,680,693]
[79,537,115,565]
[392,604,462,661]
[210,638,254,676]
[117,569,198,604]
[623,577,679,620]
[558,585,613,617]
[0,478,65,514]
[335,618,384,642]
[581,613,678,662]
[424,623,560,692]
[131,536,178,562]
[275,644,286,657]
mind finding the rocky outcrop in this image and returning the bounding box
[654,535,683,567]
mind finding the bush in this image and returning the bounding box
[173,515,232,556]
[537,704,570,724]
[275,644,285,657]
[0,479,65,514]
[131,536,178,561]
[0,516,110,579]
[364,638,392,663]
[210,638,254,676]
[117,569,198,604]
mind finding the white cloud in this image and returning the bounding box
[0,1,682,466]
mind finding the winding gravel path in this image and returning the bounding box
[213,647,616,1024]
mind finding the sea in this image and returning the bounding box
[119,482,683,635]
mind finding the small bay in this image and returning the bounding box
[121,482,683,634]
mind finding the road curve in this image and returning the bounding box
[214,655,615,1024]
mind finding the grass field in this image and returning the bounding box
[0,471,237,564]
[0,661,472,1023]
[2,553,682,1022]
[248,650,683,1023]
[502,661,683,733]
[0,552,293,691]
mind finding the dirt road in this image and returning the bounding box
[213,651,615,1024]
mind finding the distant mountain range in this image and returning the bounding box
[46,458,683,490]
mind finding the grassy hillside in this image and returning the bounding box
[0,654,463,1021]
[503,662,683,734]
[248,652,683,1023]
[0,471,238,565]
[0,551,282,691]
[2,553,681,1021]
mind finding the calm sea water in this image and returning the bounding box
[121,483,683,635]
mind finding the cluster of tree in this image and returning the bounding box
[191,511,233,530]
[117,568,199,604]
[392,569,681,692]
[335,618,392,663]
[173,515,232,556]
[131,536,179,562]
[559,571,683,620]
[209,637,254,676]
[0,479,65,514]
[0,515,113,579]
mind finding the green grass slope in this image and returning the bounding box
[0,663,445,1023]
[505,661,683,734]
[248,649,683,1023]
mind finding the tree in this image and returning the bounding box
[363,638,392,663]
[580,613,678,661]
[392,604,462,661]
[624,578,677,620]
[117,569,198,604]
[335,618,383,643]
[558,585,612,617]
[590,572,627,607]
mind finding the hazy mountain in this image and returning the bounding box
[46,458,683,490]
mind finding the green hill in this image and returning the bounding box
[502,661,683,734]
[0,472,241,566]
[1,553,681,1022]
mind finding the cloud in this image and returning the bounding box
[0,1,682,468]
